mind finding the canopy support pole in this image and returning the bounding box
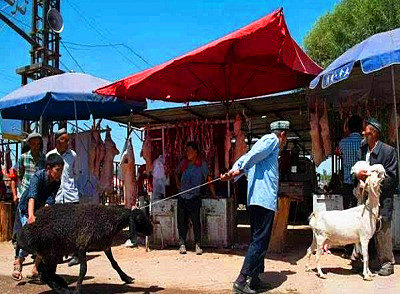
[74,100,78,135]
[391,66,400,187]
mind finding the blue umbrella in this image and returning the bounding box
[309,27,400,103]
[0,72,146,121]
[308,27,400,182]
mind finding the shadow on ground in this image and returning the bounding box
[39,284,164,294]
[259,270,295,289]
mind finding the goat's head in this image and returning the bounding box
[130,209,153,236]
[366,169,385,204]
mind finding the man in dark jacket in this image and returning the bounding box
[355,118,397,276]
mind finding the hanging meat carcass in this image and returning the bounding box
[89,128,99,176]
[203,120,212,164]
[319,101,332,156]
[5,144,12,173]
[224,114,232,171]
[389,108,400,144]
[233,114,247,163]
[94,132,105,179]
[120,138,137,209]
[99,128,120,194]
[214,146,220,178]
[141,126,152,175]
[309,101,324,166]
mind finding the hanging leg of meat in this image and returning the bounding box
[319,101,332,156]
[120,138,137,209]
[309,103,324,166]
[389,108,400,144]
[214,146,220,178]
[99,129,120,194]
[94,131,105,179]
[224,114,232,171]
[5,144,12,173]
[233,114,247,163]
[88,129,98,176]
[141,126,152,175]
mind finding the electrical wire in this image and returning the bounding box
[59,60,72,72]
[63,41,152,67]
[1,10,30,29]
[60,40,85,73]
[64,0,146,70]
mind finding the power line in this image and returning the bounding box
[59,60,72,72]
[64,0,145,70]
[1,10,30,29]
[63,41,152,67]
[60,40,85,73]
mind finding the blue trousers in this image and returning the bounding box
[240,205,275,278]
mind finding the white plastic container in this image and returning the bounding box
[151,198,234,248]
[312,194,343,212]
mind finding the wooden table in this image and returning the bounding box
[267,194,300,253]
[0,201,12,242]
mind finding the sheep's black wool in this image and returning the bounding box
[17,203,153,294]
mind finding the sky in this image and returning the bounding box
[0,0,339,170]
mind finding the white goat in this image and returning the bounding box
[305,161,385,281]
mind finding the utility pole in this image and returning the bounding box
[0,0,63,135]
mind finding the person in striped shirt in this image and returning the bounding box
[338,115,363,209]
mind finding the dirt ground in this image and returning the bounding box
[0,228,399,294]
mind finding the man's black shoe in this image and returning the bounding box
[232,280,257,294]
[250,276,272,291]
[377,265,394,276]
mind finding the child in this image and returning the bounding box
[12,153,64,281]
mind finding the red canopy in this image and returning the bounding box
[96,8,322,103]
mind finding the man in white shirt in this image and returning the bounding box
[47,128,79,204]
[47,128,80,266]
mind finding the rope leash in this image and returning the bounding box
[139,177,221,209]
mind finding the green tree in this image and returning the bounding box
[304,0,400,68]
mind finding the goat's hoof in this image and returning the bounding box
[318,274,327,279]
[363,275,373,281]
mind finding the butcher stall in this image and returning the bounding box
[111,91,316,249]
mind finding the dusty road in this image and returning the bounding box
[0,229,398,294]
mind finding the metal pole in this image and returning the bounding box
[391,66,400,187]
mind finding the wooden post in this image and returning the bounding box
[267,196,291,253]
[0,202,13,242]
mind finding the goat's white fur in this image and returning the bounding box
[305,161,385,281]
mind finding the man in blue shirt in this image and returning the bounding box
[338,115,363,209]
[221,120,289,294]
[12,153,64,281]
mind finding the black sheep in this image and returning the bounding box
[17,203,153,294]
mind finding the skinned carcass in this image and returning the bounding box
[309,103,324,166]
[389,108,400,144]
[233,114,247,163]
[120,138,137,209]
[141,127,152,175]
[224,114,232,171]
[305,161,385,281]
[99,128,119,194]
[319,101,332,156]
